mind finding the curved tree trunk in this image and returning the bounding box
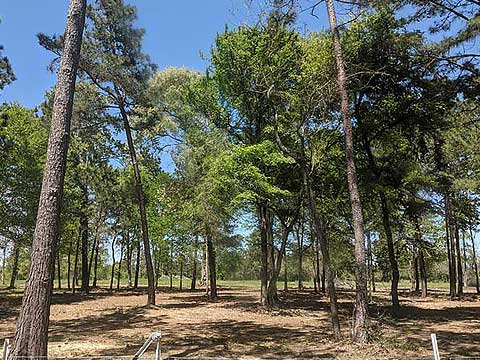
[110,236,116,291]
[134,240,140,289]
[326,0,368,342]
[8,3,86,356]
[8,239,19,290]
[119,107,155,305]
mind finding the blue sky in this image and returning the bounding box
[0,1,330,109]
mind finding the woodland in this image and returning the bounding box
[0,0,479,358]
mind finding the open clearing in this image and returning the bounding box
[1,282,479,359]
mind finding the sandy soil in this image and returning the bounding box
[1,285,479,359]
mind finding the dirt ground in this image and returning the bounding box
[1,284,479,359]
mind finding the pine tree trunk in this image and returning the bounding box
[315,226,321,295]
[119,107,155,305]
[326,0,368,342]
[283,245,288,292]
[259,205,270,305]
[469,224,480,294]
[206,232,217,300]
[57,252,61,289]
[454,218,463,296]
[445,195,456,298]
[116,241,123,291]
[9,1,86,353]
[304,167,341,339]
[134,240,140,289]
[110,236,116,291]
[412,255,420,292]
[67,234,72,290]
[73,235,80,294]
[127,232,132,289]
[92,238,99,288]
[191,235,198,290]
[180,260,183,291]
[8,239,19,290]
[80,186,89,292]
[1,245,6,286]
[462,231,468,288]
[87,216,101,291]
[297,223,304,290]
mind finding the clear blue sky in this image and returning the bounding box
[0,0,330,109]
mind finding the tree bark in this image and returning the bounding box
[283,244,288,292]
[73,234,80,294]
[116,241,124,291]
[206,231,217,300]
[110,236,116,291]
[180,259,183,291]
[454,217,463,296]
[57,252,62,289]
[134,239,140,289]
[191,235,198,290]
[304,167,341,339]
[297,223,304,290]
[67,234,72,290]
[469,224,480,294]
[326,0,368,342]
[9,2,86,353]
[259,205,270,305]
[445,195,456,298]
[80,185,89,292]
[8,239,19,290]
[119,106,155,305]
[127,232,132,288]
[92,237,99,288]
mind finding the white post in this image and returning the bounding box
[2,338,9,360]
[431,333,440,360]
[155,335,161,360]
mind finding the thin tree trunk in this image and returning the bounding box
[169,242,173,290]
[454,217,463,295]
[127,232,132,288]
[462,231,468,288]
[367,232,375,294]
[297,223,304,291]
[73,234,80,294]
[180,260,183,291]
[92,238,99,288]
[8,239,19,290]
[119,106,155,305]
[206,231,217,300]
[445,195,456,298]
[413,217,427,297]
[80,185,89,292]
[9,1,86,355]
[283,244,288,292]
[67,234,72,290]
[191,235,198,291]
[259,205,269,305]
[87,216,101,292]
[117,241,124,291]
[134,240,140,289]
[1,245,6,286]
[469,224,480,294]
[315,225,321,294]
[412,255,420,292]
[110,236,116,291]
[304,168,341,339]
[326,0,368,342]
[57,252,61,289]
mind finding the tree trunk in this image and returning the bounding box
[92,237,99,288]
[326,0,368,342]
[445,195,456,298]
[259,205,270,305]
[57,252,61,289]
[8,239,19,290]
[1,245,6,286]
[72,234,80,294]
[110,236,116,291]
[116,241,123,291]
[462,231,468,288]
[180,260,183,291]
[283,245,288,292]
[119,106,155,305]
[134,240,140,289]
[9,0,86,355]
[315,226,321,295]
[127,232,133,288]
[87,216,101,292]
[469,224,480,294]
[367,232,375,294]
[67,234,72,290]
[191,235,198,291]
[411,255,419,292]
[206,231,217,300]
[304,167,341,339]
[297,223,304,291]
[454,217,463,296]
[413,217,427,297]
[80,186,89,292]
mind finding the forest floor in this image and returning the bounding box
[0,281,479,359]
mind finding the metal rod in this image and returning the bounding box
[2,338,9,360]
[431,333,440,360]
[133,331,162,360]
